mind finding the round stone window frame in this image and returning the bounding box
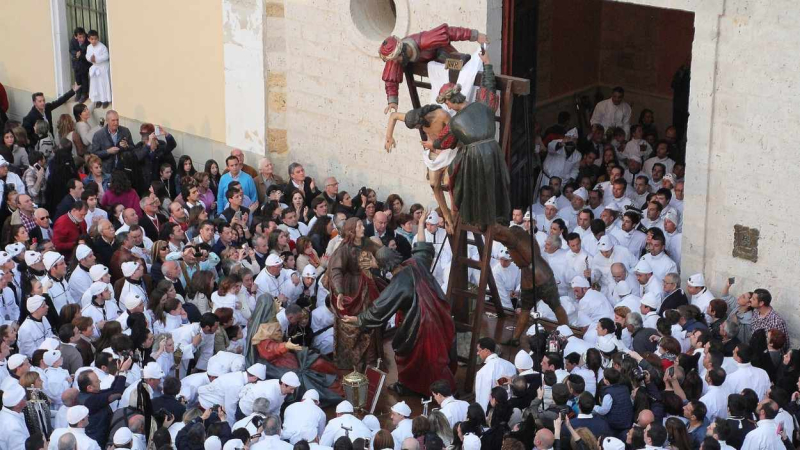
[344,0,410,57]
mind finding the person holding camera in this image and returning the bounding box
[593,367,634,441]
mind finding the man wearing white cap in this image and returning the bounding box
[491,247,521,310]
[319,400,371,446]
[2,354,31,390]
[542,128,581,187]
[18,295,56,357]
[282,389,327,444]
[535,196,559,233]
[558,325,591,359]
[49,405,102,450]
[613,280,642,313]
[119,261,147,303]
[112,427,134,449]
[390,401,413,450]
[240,370,300,418]
[43,251,76,313]
[609,263,640,305]
[640,231,677,282]
[82,282,120,337]
[412,210,452,287]
[663,210,682,268]
[208,362,265,427]
[686,273,715,315]
[68,244,96,302]
[634,260,661,299]
[558,187,588,229]
[43,350,73,407]
[115,293,150,332]
[0,383,29,448]
[571,276,614,327]
[254,253,290,299]
[589,236,637,300]
[639,293,661,329]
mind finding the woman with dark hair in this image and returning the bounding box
[128,311,153,356]
[308,215,334,257]
[204,159,221,197]
[175,155,197,196]
[549,218,569,248]
[101,170,142,217]
[664,418,692,450]
[385,194,404,216]
[45,140,79,213]
[0,127,19,164]
[95,320,123,352]
[186,205,207,241]
[8,223,29,246]
[776,349,800,393]
[288,188,307,224]
[461,402,488,437]
[186,270,215,316]
[706,299,728,341]
[193,171,216,215]
[267,229,291,256]
[335,191,356,218]
[153,297,186,334]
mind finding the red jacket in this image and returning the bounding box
[52,213,87,255]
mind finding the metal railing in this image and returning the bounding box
[66,0,108,44]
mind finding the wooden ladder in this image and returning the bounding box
[445,219,506,393]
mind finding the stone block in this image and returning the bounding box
[265,2,284,17]
[267,128,288,154]
[267,72,287,88]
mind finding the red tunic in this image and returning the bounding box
[382,23,476,103]
[256,339,343,395]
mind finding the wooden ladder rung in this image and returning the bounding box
[458,258,484,270]
[452,288,477,299]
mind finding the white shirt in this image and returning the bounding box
[68,266,93,306]
[474,353,516,413]
[439,396,469,428]
[642,311,660,329]
[643,156,676,177]
[542,249,571,298]
[577,289,615,324]
[591,98,632,137]
[255,268,289,297]
[609,227,647,258]
[251,434,293,450]
[282,398,327,443]
[666,231,682,268]
[699,385,728,421]
[543,139,581,183]
[726,362,771,400]
[319,414,372,446]
[563,336,592,359]
[18,315,56,357]
[391,418,413,450]
[639,274,662,300]
[47,275,76,313]
[640,252,678,282]
[776,408,796,442]
[741,419,784,450]
[48,427,101,450]
[691,288,716,315]
[240,379,286,417]
[590,246,637,298]
[0,408,28,449]
[211,370,250,427]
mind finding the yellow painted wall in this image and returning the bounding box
[107,0,226,142]
[0,0,56,96]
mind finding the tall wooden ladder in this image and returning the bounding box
[445,219,506,393]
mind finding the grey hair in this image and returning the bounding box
[545,235,562,249]
[161,260,177,277]
[722,320,739,338]
[375,246,403,272]
[57,433,77,450]
[252,397,271,415]
[287,162,302,177]
[626,312,643,331]
[664,273,681,285]
[264,414,282,436]
[115,231,130,246]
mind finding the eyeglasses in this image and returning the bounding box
[38,216,50,220]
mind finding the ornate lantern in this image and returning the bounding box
[342,367,369,409]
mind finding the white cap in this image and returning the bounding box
[89,281,109,297]
[573,187,588,202]
[43,350,62,366]
[556,325,574,338]
[122,293,144,310]
[566,128,579,138]
[281,371,301,387]
[43,251,64,270]
[391,401,411,417]
[121,261,140,278]
[90,264,109,281]
[75,244,93,261]
[197,384,224,409]
[0,252,11,266]
[687,273,705,287]
[570,276,590,289]
[614,280,632,297]
[205,436,222,450]
[26,295,46,313]
[514,350,533,370]
[246,363,267,381]
[664,209,679,226]
[7,354,27,370]
[206,359,226,378]
[336,400,354,414]
[223,439,244,450]
[0,157,9,167]
[2,384,25,407]
[38,337,60,351]
[363,414,381,431]
[303,389,320,401]
[604,202,621,213]
[544,197,558,208]
[301,265,317,278]
[523,210,531,221]
[663,173,676,184]
[266,254,283,266]
[463,433,482,450]
[597,335,618,353]
[67,405,90,425]
[602,437,626,450]
[627,155,642,164]
[634,260,653,274]
[143,362,165,379]
[597,235,614,252]
[4,243,24,258]
[640,292,661,310]
[113,427,133,446]
[498,247,512,261]
[24,251,42,266]
[426,210,440,225]
[289,426,318,445]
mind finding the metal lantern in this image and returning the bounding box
[342,367,369,409]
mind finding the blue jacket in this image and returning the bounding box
[602,384,634,431]
[216,171,257,213]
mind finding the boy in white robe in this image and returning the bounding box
[42,350,73,407]
[86,30,112,106]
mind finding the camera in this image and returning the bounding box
[530,311,543,319]
[632,367,647,383]
[564,141,576,152]
[118,349,140,363]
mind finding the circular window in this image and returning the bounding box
[350,0,397,41]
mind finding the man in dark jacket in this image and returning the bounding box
[563,392,612,439]
[22,84,80,145]
[151,376,187,422]
[659,272,688,315]
[69,27,92,103]
[77,354,132,448]
[365,211,411,260]
[90,110,134,174]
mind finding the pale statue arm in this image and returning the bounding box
[385,112,406,152]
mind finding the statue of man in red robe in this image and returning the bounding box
[379,23,488,114]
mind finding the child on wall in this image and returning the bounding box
[85,29,112,108]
